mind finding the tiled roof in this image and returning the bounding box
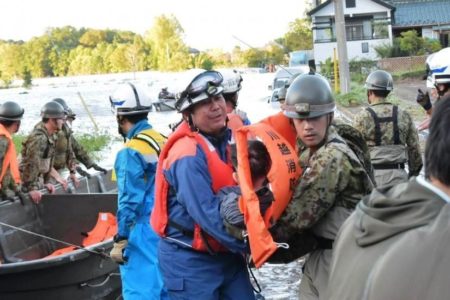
[392,0,450,27]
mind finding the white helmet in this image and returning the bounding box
[220,69,243,94]
[109,83,153,115]
[428,47,450,85]
[175,70,224,112]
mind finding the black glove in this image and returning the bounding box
[76,166,91,179]
[416,88,432,111]
[91,164,107,174]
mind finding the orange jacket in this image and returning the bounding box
[0,124,21,185]
[151,121,235,253]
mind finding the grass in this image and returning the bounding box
[392,68,426,80]
[12,132,112,160]
[334,83,366,107]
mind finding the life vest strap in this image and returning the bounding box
[366,105,400,146]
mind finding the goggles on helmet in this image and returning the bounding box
[176,71,224,111]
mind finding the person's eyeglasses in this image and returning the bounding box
[184,71,223,99]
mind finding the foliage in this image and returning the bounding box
[22,67,32,88]
[282,18,313,52]
[374,30,442,58]
[334,83,366,107]
[13,133,111,159]
[391,66,426,80]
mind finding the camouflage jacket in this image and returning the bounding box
[353,102,423,176]
[275,126,373,240]
[0,136,19,199]
[54,124,94,170]
[20,121,56,191]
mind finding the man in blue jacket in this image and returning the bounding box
[109,83,168,299]
[151,70,255,300]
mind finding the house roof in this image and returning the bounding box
[390,0,450,27]
[308,0,394,16]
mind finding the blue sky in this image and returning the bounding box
[0,0,308,51]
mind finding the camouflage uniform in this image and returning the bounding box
[53,123,94,171]
[20,121,56,191]
[0,136,19,199]
[353,102,423,187]
[274,126,373,300]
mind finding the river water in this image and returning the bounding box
[0,70,304,299]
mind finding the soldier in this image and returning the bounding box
[271,73,373,300]
[220,69,250,125]
[20,102,64,203]
[50,98,106,186]
[353,70,422,187]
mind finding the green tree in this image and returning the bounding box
[146,14,190,71]
[79,29,108,48]
[399,30,423,55]
[283,18,313,52]
[22,67,32,88]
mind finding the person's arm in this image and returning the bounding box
[404,113,423,176]
[115,148,147,239]
[21,134,46,191]
[167,149,247,253]
[71,135,94,168]
[274,149,350,239]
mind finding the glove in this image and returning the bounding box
[110,239,128,264]
[76,166,91,179]
[91,164,107,174]
[220,194,245,228]
[416,89,432,111]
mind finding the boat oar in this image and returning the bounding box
[0,221,110,259]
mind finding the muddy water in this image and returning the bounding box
[0,70,304,299]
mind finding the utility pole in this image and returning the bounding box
[334,0,351,93]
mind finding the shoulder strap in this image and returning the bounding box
[132,132,162,156]
[366,105,401,146]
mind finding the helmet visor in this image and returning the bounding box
[185,71,223,99]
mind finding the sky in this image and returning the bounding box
[0,0,309,51]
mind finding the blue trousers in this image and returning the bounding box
[158,240,255,300]
[120,222,169,300]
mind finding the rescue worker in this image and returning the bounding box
[360,96,450,300]
[0,101,40,203]
[20,101,64,203]
[220,69,250,126]
[271,73,373,300]
[353,70,422,187]
[151,70,255,300]
[416,48,450,130]
[51,98,106,183]
[108,83,168,299]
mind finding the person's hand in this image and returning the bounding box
[68,173,80,188]
[91,164,107,174]
[45,183,56,194]
[76,166,91,178]
[416,89,432,111]
[110,239,128,264]
[57,178,68,191]
[28,190,42,204]
[417,116,431,131]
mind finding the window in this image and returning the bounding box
[346,0,356,8]
[314,19,336,42]
[362,42,369,53]
[345,18,373,41]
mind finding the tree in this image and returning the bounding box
[146,15,190,71]
[22,67,32,88]
[283,18,313,52]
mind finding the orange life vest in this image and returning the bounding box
[151,121,235,253]
[235,121,302,268]
[227,113,244,138]
[260,111,297,149]
[46,212,117,258]
[0,124,21,185]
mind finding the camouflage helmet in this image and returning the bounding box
[277,73,302,102]
[283,73,335,119]
[0,101,24,121]
[41,101,65,119]
[365,70,393,91]
[52,98,76,119]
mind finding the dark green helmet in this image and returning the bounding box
[41,101,65,119]
[52,98,76,118]
[0,101,24,121]
[283,73,335,119]
[365,70,393,91]
[277,73,302,102]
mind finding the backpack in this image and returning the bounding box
[332,121,376,186]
